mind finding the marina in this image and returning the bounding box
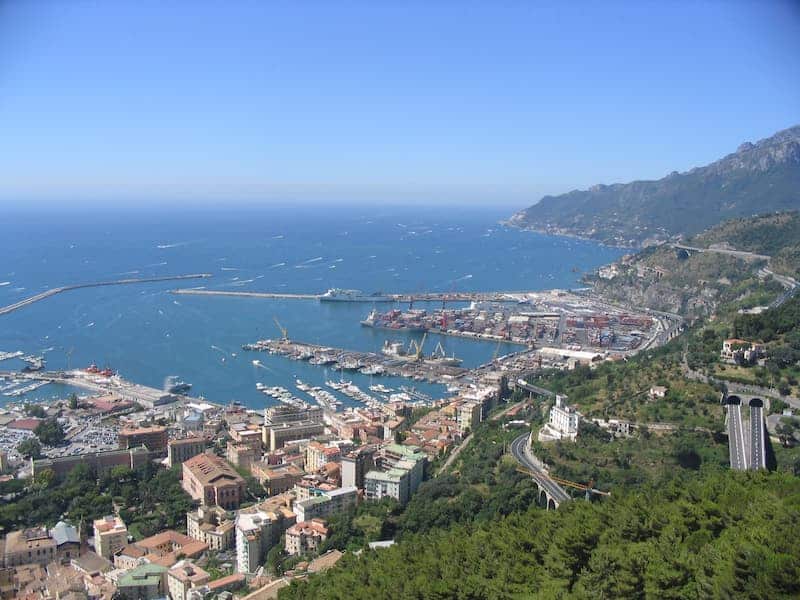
[243,337,469,384]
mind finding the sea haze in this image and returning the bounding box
[0,205,624,408]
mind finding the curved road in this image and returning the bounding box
[510,433,570,504]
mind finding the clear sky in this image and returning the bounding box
[1,1,799,208]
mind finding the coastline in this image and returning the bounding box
[498,218,637,250]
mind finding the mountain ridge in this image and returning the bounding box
[508,125,800,246]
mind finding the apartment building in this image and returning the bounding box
[186,505,235,551]
[93,515,128,560]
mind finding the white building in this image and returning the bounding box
[539,395,580,442]
[235,511,275,574]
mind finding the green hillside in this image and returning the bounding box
[280,472,800,599]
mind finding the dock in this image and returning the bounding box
[171,289,320,300]
[0,273,212,316]
[0,368,206,409]
[171,288,530,303]
[243,338,468,384]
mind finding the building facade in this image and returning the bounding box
[168,436,208,468]
[181,452,246,510]
[284,519,329,556]
[167,560,210,600]
[186,505,236,551]
[93,515,128,560]
[118,426,168,454]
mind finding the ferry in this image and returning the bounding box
[321,288,394,303]
[165,376,192,395]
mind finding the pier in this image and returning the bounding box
[0,368,203,409]
[171,289,320,300]
[171,288,529,303]
[0,273,212,316]
[243,338,469,384]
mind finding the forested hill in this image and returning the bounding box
[279,472,800,599]
[687,211,800,278]
[507,125,800,246]
[589,212,800,318]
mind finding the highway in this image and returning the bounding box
[727,401,748,471]
[672,243,771,262]
[510,433,571,505]
[750,403,766,470]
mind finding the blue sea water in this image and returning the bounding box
[0,205,623,408]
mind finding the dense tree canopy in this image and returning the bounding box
[280,471,800,599]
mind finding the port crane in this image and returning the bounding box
[516,466,611,500]
[273,316,288,341]
[408,332,428,360]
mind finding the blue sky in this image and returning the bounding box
[1,1,798,207]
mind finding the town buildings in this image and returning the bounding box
[364,444,426,505]
[293,486,358,522]
[167,435,208,468]
[262,405,325,451]
[118,426,168,454]
[340,447,376,489]
[186,505,236,551]
[285,519,329,556]
[181,452,246,510]
[251,462,304,496]
[1,528,56,567]
[116,563,167,599]
[235,507,295,573]
[167,559,210,600]
[32,446,149,481]
[721,338,765,365]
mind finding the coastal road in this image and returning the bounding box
[750,402,766,470]
[727,400,748,471]
[510,433,571,504]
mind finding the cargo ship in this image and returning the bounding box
[320,288,395,303]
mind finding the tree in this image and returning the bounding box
[776,419,799,447]
[24,403,47,418]
[265,542,287,575]
[68,393,79,409]
[17,437,42,459]
[35,418,66,446]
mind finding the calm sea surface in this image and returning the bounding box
[0,205,623,408]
